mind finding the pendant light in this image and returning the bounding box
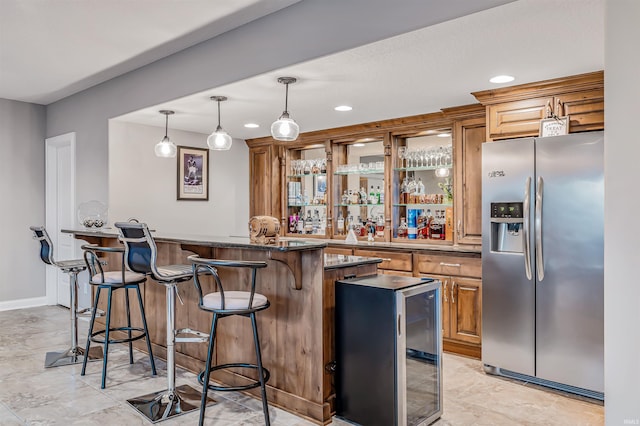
[207,96,233,151]
[270,77,300,141]
[155,110,177,158]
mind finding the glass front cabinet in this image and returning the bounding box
[281,126,455,246]
[284,145,329,237]
[392,130,453,244]
[332,138,387,241]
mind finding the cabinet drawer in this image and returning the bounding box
[353,249,413,272]
[416,254,481,278]
[379,269,414,277]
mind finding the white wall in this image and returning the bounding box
[108,121,248,236]
[0,98,46,306]
[604,0,640,422]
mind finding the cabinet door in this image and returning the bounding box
[249,145,277,217]
[454,116,485,246]
[450,276,482,344]
[555,88,604,133]
[487,96,553,140]
[421,273,449,339]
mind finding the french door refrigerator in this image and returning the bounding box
[481,131,604,399]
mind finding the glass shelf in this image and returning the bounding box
[288,203,327,207]
[334,169,384,176]
[394,203,452,208]
[335,203,384,207]
[287,173,327,178]
[393,164,452,172]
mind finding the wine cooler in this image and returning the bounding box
[335,275,442,426]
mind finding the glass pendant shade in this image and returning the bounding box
[271,112,300,141]
[207,126,233,150]
[271,77,299,141]
[208,96,232,151]
[155,110,177,158]
[435,167,450,178]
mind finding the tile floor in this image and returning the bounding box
[0,306,603,425]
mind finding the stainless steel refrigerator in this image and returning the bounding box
[481,131,604,399]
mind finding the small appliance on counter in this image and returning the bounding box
[335,275,442,426]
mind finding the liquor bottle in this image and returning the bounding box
[289,214,298,233]
[425,208,433,238]
[313,210,321,234]
[350,189,359,205]
[400,177,408,204]
[297,210,305,234]
[337,211,345,235]
[342,190,349,205]
[376,186,382,204]
[429,209,444,240]
[417,210,427,239]
[303,161,311,175]
[397,217,408,238]
[357,216,366,236]
[305,211,313,234]
[417,178,425,195]
[369,185,376,204]
[376,215,385,238]
[359,187,368,205]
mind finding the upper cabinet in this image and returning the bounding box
[473,71,603,141]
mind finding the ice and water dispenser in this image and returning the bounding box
[490,202,525,253]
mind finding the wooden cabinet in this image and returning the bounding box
[353,249,412,273]
[473,71,604,141]
[249,145,280,217]
[417,252,482,358]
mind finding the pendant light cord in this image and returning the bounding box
[217,99,221,127]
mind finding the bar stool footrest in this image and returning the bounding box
[89,327,148,345]
[175,327,209,343]
[197,362,270,392]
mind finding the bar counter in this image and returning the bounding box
[63,228,381,424]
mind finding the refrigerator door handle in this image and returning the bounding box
[523,176,533,280]
[535,176,544,281]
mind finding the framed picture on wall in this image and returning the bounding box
[177,146,209,200]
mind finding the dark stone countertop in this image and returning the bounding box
[62,228,327,252]
[323,254,383,270]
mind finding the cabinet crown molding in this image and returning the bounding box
[472,70,603,105]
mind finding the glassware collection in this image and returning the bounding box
[335,162,384,174]
[397,145,452,169]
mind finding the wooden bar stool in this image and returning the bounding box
[30,226,103,368]
[115,222,213,423]
[81,244,157,389]
[190,255,271,426]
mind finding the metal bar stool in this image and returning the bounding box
[190,255,271,426]
[30,226,103,368]
[115,222,213,423]
[81,244,157,389]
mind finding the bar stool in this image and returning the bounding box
[190,255,271,426]
[81,244,157,389]
[114,222,213,422]
[30,226,103,368]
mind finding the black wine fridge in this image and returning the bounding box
[335,275,442,426]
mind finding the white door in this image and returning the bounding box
[45,132,79,308]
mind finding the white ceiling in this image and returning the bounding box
[0,0,299,104]
[114,0,604,141]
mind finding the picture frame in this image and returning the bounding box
[177,146,209,201]
[539,116,569,137]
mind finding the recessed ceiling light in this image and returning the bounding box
[334,105,353,112]
[437,133,451,138]
[244,123,260,128]
[489,75,515,84]
[353,143,365,147]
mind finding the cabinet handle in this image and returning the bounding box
[440,262,461,268]
[451,281,456,304]
[443,280,448,303]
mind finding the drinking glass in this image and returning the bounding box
[398,146,407,168]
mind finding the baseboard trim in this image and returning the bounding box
[0,296,49,312]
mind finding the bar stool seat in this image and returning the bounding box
[81,244,157,389]
[30,226,104,368]
[190,256,272,426]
